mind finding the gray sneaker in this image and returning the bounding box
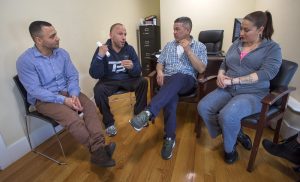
[106,125,117,137]
[161,137,175,160]
[129,110,151,131]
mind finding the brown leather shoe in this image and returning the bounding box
[105,142,116,157]
[91,147,116,167]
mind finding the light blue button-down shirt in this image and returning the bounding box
[158,38,207,79]
[16,46,80,105]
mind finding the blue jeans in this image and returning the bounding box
[197,88,262,153]
[149,73,195,139]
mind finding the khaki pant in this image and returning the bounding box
[36,92,105,153]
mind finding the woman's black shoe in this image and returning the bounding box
[237,130,252,150]
[224,148,239,164]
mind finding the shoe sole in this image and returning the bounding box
[128,119,143,132]
[92,162,116,168]
[162,141,176,160]
[106,131,117,137]
[106,133,117,137]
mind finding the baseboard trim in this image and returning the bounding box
[0,123,63,170]
[0,133,30,170]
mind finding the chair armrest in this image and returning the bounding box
[148,70,157,78]
[198,75,217,84]
[261,86,296,105]
[196,74,218,99]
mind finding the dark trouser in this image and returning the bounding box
[35,92,105,153]
[148,73,195,139]
[94,77,148,128]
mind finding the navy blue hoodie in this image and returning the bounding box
[89,39,142,81]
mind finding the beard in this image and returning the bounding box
[47,42,59,50]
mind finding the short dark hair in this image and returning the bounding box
[244,11,274,40]
[29,21,52,39]
[110,23,123,33]
[174,17,192,31]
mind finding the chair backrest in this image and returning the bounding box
[13,75,31,115]
[270,59,298,91]
[198,30,224,55]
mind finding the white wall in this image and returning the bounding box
[0,0,159,169]
[255,0,300,99]
[160,0,300,101]
[160,0,255,51]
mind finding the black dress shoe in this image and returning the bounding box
[237,129,252,150]
[262,134,300,165]
[224,148,239,164]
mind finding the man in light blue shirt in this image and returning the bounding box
[129,17,207,160]
[16,21,116,167]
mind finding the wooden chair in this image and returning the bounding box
[13,75,67,165]
[241,59,298,172]
[109,89,133,106]
[148,56,224,138]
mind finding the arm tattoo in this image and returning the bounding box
[239,75,257,84]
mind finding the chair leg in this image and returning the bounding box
[273,118,283,143]
[247,126,264,172]
[51,126,67,164]
[195,114,201,138]
[25,115,33,150]
[27,116,67,165]
[151,118,155,124]
[129,92,133,106]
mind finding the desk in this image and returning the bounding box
[208,55,225,61]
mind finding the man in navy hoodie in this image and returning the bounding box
[89,23,148,137]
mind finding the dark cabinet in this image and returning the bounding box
[139,25,161,76]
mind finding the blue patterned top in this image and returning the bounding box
[158,38,207,78]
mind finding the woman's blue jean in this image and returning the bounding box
[197,88,262,153]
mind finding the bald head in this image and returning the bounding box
[109,23,126,51]
[110,23,123,33]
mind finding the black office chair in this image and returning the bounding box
[13,75,67,165]
[198,30,224,56]
[241,59,298,172]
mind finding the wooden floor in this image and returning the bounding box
[1,93,299,182]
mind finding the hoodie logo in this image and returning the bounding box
[109,61,125,73]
